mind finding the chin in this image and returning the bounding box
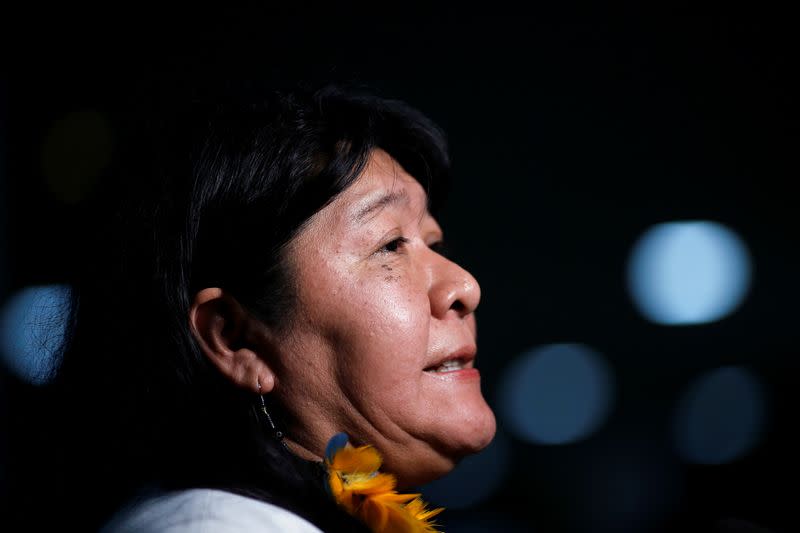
[453,406,497,456]
[397,407,497,489]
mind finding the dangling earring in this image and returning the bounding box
[257,378,288,450]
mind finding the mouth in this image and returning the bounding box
[423,346,477,374]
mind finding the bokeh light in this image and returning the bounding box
[0,284,70,385]
[41,110,113,204]
[422,430,511,509]
[498,343,615,445]
[673,366,766,465]
[627,221,752,325]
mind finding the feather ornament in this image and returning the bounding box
[325,433,444,532]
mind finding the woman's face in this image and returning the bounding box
[271,149,495,486]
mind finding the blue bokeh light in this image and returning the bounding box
[0,284,71,385]
[673,366,766,465]
[498,343,614,445]
[422,430,511,509]
[627,221,751,325]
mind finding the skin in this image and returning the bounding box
[190,149,496,488]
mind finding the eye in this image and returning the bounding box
[377,236,410,254]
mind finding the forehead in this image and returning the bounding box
[288,150,436,257]
[332,149,430,223]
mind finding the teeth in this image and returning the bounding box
[432,359,464,372]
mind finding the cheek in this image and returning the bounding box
[336,274,431,391]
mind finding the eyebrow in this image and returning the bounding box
[352,189,411,224]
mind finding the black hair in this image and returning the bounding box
[37,84,452,532]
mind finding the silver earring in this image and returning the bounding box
[257,379,287,448]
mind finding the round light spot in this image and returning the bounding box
[422,431,511,509]
[627,221,751,325]
[42,110,113,204]
[0,285,70,385]
[498,343,614,445]
[673,366,766,465]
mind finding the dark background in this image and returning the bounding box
[1,4,798,532]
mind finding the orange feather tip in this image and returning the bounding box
[324,433,446,532]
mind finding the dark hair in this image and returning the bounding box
[41,84,452,532]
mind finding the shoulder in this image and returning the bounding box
[101,488,325,533]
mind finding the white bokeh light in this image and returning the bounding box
[627,221,752,325]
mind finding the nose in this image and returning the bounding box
[428,254,481,319]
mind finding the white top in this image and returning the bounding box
[101,488,325,533]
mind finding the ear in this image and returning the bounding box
[188,287,276,394]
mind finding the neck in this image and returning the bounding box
[285,438,324,463]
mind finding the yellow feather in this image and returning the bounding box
[366,497,432,532]
[371,492,419,505]
[330,445,383,473]
[405,498,444,527]
[342,472,397,494]
[326,435,445,532]
[328,471,344,496]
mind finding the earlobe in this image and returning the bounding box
[188,287,277,394]
[257,373,275,394]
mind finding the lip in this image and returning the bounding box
[425,367,480,381]
[423,345,477,373]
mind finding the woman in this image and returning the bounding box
[45,84,496,532]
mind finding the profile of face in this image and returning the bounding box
[192,149,495,487]
[273,149,496,485]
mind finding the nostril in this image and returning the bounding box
[450,299,466,313]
